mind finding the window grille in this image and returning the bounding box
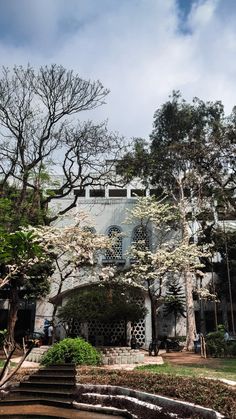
[109,189,127,197]
[90,189,105,198]
[132,225,150,251]
[105,226,122,260]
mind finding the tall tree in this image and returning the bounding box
[0,65,124,227]
[117,92,231,348]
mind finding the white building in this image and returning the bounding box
[34,179,193,348]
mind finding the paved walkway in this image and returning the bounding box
[11,350,236,386]
[12,350,164,370]
[103,350,164,370]
[11,356,39,368]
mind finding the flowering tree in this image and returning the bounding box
[123,197,209,349]
[31,213,112,341]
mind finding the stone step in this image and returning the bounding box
[11,387,74,399]
[26,347,49,362]
[39,365,76,374]
[41,363,75,369]
[30,373,75,382]
[0,396,73,408]
[101,353,144,365]
[48,364,76,368]
[20,380,75,389]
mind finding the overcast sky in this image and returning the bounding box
[0,0,235,139]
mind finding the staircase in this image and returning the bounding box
[26,345,49,363]
[0,364,76,408]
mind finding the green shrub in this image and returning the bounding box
[205,330,226,357]
[41,338,101,366]
[225,341,236,357]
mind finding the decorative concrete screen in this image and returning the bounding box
[132,318,146,346]
[70,297,146,347]
[70,317,146,347]
[69,319,81,336]
[88,319,126,346]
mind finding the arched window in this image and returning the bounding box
[132,225,150,251]
[105,226,123,260]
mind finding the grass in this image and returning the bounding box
[136,358,236,381]
[0,359,17,368]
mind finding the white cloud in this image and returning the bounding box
[0,0,236,138]
[188,0,219,29]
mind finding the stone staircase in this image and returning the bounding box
[26,345,145,365]
[26,345,49,363]
[99,347,144,365]
[0,364,76,408]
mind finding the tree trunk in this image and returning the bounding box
[16,172,29,219]
[150,295,158,341]
[178,182,196,351]
[185,271,196,351]
[199,298,206,335]
[7,284,20,348]
[221,296,229,330]
[50,260,70,344]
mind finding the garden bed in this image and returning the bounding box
[78,367,236,418]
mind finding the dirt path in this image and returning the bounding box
[162,350,221,367]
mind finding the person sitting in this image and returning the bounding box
[48,323,53,345]
[130,334,137,349]
[224,329,230,341]
[194,332,200,353]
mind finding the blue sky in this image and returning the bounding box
[0,0,235,138]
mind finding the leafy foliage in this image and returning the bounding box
[212,228,236,302]
[205,326,236,357]
[0,229,53,344]
[118,92,234,348]
[0,229,52,292]
[58,283,146,324]
[41,337,101,366]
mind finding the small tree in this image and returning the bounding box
[0,230,53,346]
[58,283,147,338]
[164,278,186,337]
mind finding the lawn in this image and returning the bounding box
[136,358,236,381]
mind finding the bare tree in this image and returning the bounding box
[0,64,123,226]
